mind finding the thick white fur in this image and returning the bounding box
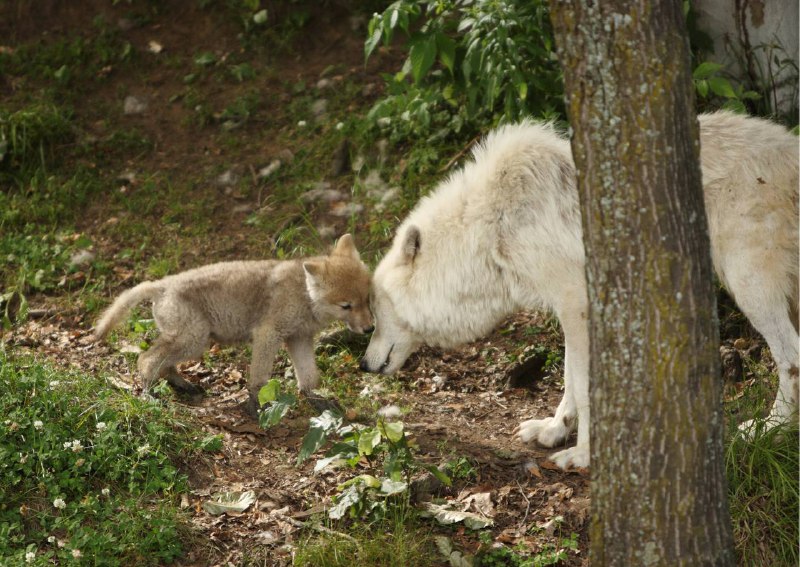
[362,112,799,469]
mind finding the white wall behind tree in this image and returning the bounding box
[694,0,798,117]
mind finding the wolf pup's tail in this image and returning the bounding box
[93,281,163,341]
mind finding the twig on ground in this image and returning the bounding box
[440,135,480,172]
[281,516,363,550]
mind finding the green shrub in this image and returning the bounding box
[365,0,564,141]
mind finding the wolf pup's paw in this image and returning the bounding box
[304,392,343,415]
[244,394,262,420]
[515,416,569,448]
[165,372,205,405]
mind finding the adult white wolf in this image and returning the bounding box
[361,111,799,469]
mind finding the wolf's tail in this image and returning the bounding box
[92,281,163,341]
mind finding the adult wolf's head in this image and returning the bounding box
[303,234,374,334]
[361,204,512,375]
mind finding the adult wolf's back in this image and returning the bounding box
[362,112,799,469]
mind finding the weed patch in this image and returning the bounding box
[0,349,202,565]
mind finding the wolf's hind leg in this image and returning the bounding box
[736,302,799,431]
[137,328,208,394]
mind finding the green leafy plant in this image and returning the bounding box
[297,411,451,521]
[365,0,564,141]
[692,61,761,114]
[257,378,298,429]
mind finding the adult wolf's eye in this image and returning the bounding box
[339,303,352,310]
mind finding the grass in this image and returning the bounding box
[726,421,799,566]
[0,348,206,565]
[293,506,439,567]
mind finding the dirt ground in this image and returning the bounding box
[1,2,769,565]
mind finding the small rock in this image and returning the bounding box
[362,83,378,97]
[330,202,363,217]
[117,171,136,185]
[317,225,337,239]
[351,154,365,172]
[377,139,389,164]
[276,148,295,163]
[316,78,332,90]
[310,99,328,118]
[69,249,95,268]
[363,170,388,195]
[377,404,402,419]
[147,40,163,54]
[300,182,344,203]
[232,204,254,215]
[258,160,282,179]
[123,95,148,115]
[216,169,239,187]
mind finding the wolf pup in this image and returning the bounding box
[361,111,798,470]
[94,234,373,415]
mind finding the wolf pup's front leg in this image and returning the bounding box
[286,334,342,413]
[246,325,283,418]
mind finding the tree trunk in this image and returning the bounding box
[549,1,735,565]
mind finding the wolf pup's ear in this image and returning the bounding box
[332,233,360,261]
[303,260,326,281]
[402,226,421,262]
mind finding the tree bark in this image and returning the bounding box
[549,1,735,565]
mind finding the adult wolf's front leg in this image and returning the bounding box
[516,300,591,470]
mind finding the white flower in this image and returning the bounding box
[25,551,35,563]
[33,420,43,430]
[71,549,82,558]
[48,380,60,389]
[47,536,55,543]
[70,440,82,452]
[335,122,344,131]
[53,498,66,509]
[137,443,150,456]
[297,120,307,127]
[63,441,72,450]
[96,422,107,431]
[101,487,110,497]
[376,117,391,127]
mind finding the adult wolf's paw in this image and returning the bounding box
[515,416,569,447]
[550,444,589,470]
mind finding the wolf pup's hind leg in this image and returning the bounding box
[137,327,209,395]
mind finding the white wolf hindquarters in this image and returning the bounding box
[361,112,799,470]
[94,234,373,414]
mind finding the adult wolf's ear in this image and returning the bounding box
[332,233,360,261]
[402,226,421,263]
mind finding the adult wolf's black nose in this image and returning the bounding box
[364,325,374,334]
[359,358,370,372]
